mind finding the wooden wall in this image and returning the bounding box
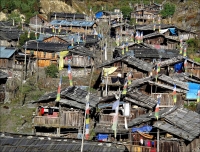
[144,36,165,45]
[151,93,183,107]
[0,59,13,68]
[43,37,67,43]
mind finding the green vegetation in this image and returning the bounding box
[19,31,36,47]
[121,6,132,19]
[186,38,200,62]
[160,2,175,18]
[45,64,59,78]
[184,102,198,111]
[0,0,40,23]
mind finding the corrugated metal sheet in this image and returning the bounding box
[0,134,126,152]
[0,47,16,58]
[50,20,95,27]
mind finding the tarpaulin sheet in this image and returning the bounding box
[174,62,183,72]
[97,134,108,140]
[95,12,103,19]
[186,82,200,100]
[132,125,152,133]
[169,28,177,35]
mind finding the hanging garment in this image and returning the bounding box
[48,108,53,115]
[119,77,125,84]
[111,77,119,83]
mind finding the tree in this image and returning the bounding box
[45,64,59,78]
[121,6,132,19]
[160,3,175,18]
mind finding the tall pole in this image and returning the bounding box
[157,128,159,152]
[80,66,94,152]
[24,41,27,80]
[36,41,39,83]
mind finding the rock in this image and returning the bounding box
[0,12,7,21]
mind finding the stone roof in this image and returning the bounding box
[61,86,100,108]
[24,41,70,52]
[154,107,200,141]
[124,90,157,109]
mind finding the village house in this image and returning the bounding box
[114,43,180,63]
[0,47,18,69]
[96,55,153,96]
[94,90,157,144]
[128,106,200,152]
[0,70,8,103]
[29,14,48,29]
[24,40,70,67]
[131,3,162,24]
[32,86,100,138]
[0,26,22,47]
[95,9,123,23]
[50,20,98,34]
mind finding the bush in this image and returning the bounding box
[160,3,175,18]
[45,64,59,78]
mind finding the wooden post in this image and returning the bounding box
[129,129,132,152]
[157,129,159,152]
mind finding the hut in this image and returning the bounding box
[32,86,100,138]
[0,26,21,47]
[96,55,153,96]
[128,106,200,152]
[24,41,70,67]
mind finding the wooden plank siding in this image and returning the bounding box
[151,93,183,106]
[33,111,84,128]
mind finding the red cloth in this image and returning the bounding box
[40,108,44,115]
[150,148,156,152]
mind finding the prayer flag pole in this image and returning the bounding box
[81,66,94,152]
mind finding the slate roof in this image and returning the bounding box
[97,55,153,72]
[0,27,22,40]
[128,107,174,127]
[153,107,200,141]
[148,80,188,93]
[0,133,126,152]
[51,13,86,19]
[61,86,100,107]
[124,90,157,109]
[69,46,95,58]
[171,73,200,83]
[133,48,179,59]
[0,47,16,59]
[0,21,13,26]
[24,41,70,52]
[0,70,8,79]
[128,76,153,89]
[50,20,95,28]
[159,56,184,67]
[157,74,188,90]
[33,86,100,108]
[96,55,129,68]
[123,56,153,72]
[59,99,85,110]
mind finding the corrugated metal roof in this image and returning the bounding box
[50,20,95,27]
[0,47,16,58]
[0,133,126,152]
